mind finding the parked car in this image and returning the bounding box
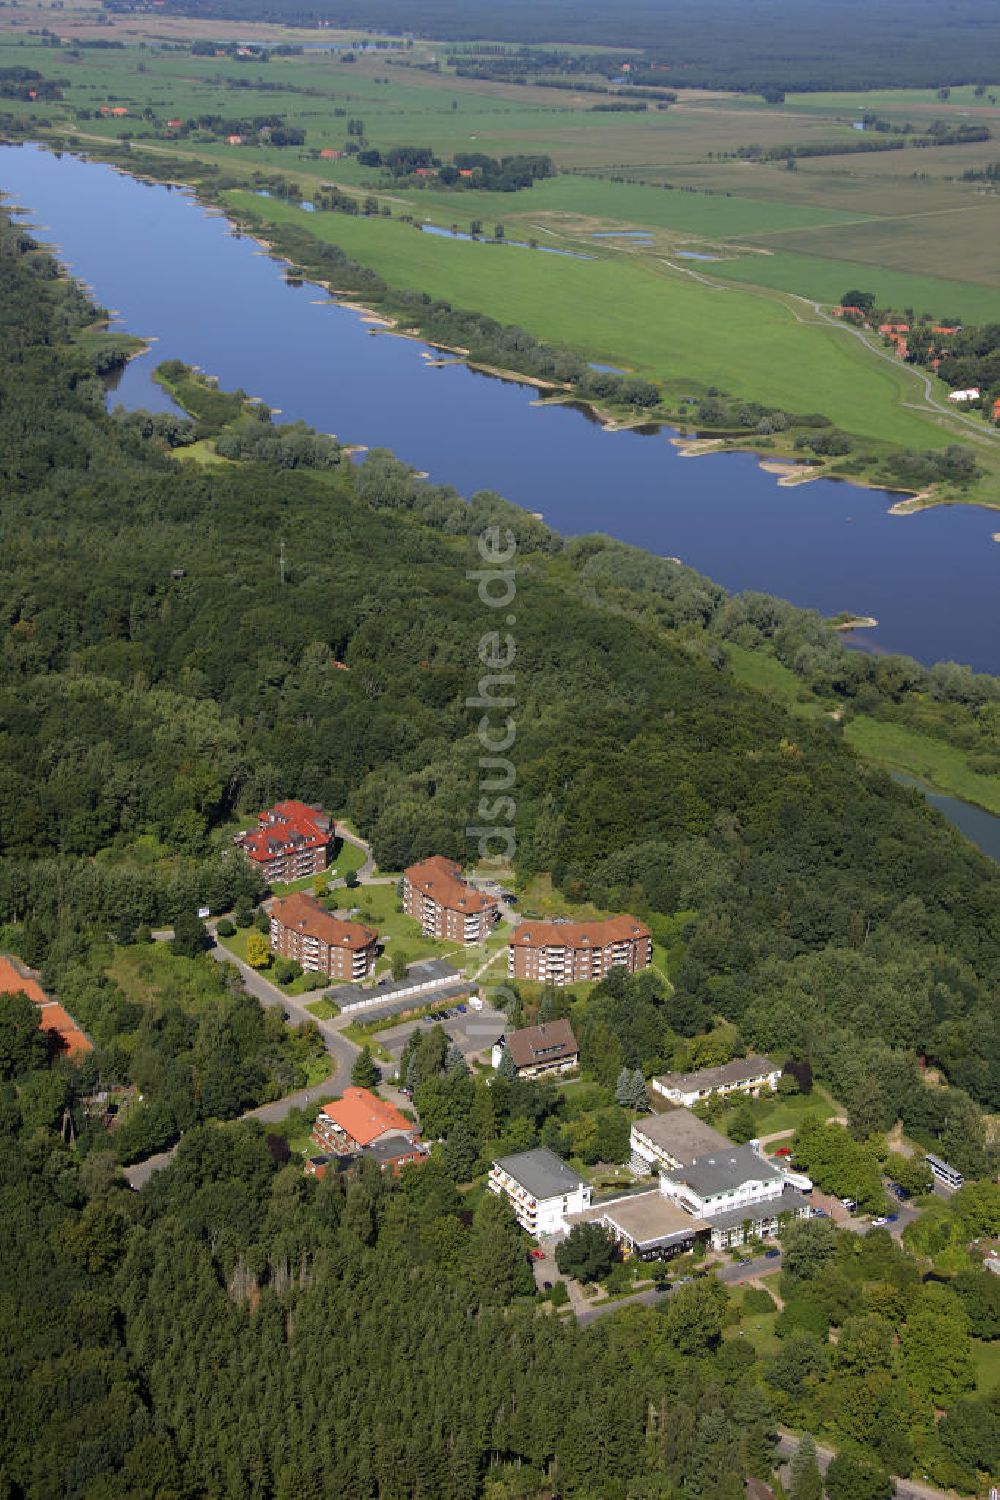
[764,1248,781,1259]
[871,1216,888,1226]
[774,1147,791,1157]
[886,1213,900,1224]
[543,1281,552,1291]
[840,1198,857,1212]
[812,1208,828,1218]
[456,1004,467,1014]
[528,1248,545,1261]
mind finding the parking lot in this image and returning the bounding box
[378,1002,507,1072]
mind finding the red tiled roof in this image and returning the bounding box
[404,856,494,915]
[270,892,377,950]
[319,1087,412,1147]
[239,799,332,865]
[512,914,651,949]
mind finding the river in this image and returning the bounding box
[3,141,1000,674]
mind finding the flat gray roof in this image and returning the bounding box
[632,1108,729,1165]
[654,1055,777,1094]
[494,1147,587,1201]
[664,1143,784,1198]
[326,978,468,1020]
[570,1190,706,1248]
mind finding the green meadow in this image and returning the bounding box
[709,250,1000,324]
[227,189,956,448]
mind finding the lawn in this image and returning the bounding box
[342,882,465,971]
[269,835,368,895]
[214,927,324,997]
[717,1084,841,1140]
[972,1337,1000,1396]
[304,997,340,1020]
[844,717,1000,816]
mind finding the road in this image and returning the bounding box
[775,1429,953,1500]
[573,1253,783,1327]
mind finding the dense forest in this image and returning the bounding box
[153,0,1000,91]
[5,180,1000,1493]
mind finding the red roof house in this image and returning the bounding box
[312,1087,415,1153]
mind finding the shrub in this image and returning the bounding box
[215,917,236,938]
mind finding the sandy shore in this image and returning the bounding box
[759,459,824,487]
[670,437,727,458]
[833,615,879,632]
[887,487,938,515]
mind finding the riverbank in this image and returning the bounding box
[9,127,976,510]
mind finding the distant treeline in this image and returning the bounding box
[157,0,1000,92]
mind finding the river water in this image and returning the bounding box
[3,141,1000,674]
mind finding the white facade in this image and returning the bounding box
[658,1142,810,1250]
[652,1060,780,1110]
[661,1165,783,1221]
[488,1155,592,1236]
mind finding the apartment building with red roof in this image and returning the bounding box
[269,893,378,981]
[238,799,333,883]
[0,954,92,1058]
[508,915,652,987]
[402,856,499,945]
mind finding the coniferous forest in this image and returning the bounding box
[4,197,1000,1497]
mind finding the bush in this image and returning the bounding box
[743,1286,777,1314]
[216,917,236,938]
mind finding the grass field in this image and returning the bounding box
[972,1337,1000,1396]
[215,926,324,995]
[723,644,831,720]
[107,941,231,1012]
[227,189,962,450]
[844,717,1000,816]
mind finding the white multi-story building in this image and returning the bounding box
[629,1107,729,1175]
[488,1148,592,1236]
[651,1056,780,1109]
[660,1143,810,1250]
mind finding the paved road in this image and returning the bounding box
[574,1254,782,1327]
[776,1429,952,1500]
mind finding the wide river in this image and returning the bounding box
[3,142,1000,673]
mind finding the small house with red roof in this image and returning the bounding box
[311,1086,417,1155]
[238,799,333,882]
[319,148,340,159]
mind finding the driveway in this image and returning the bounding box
[376,1003,507,1070]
